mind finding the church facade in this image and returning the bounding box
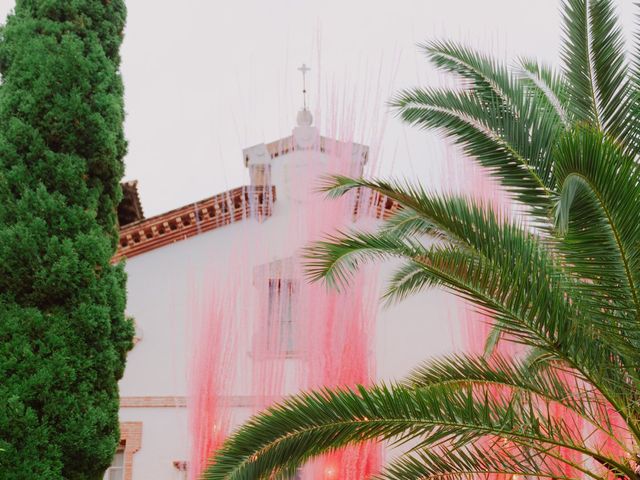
[105,111,460,480]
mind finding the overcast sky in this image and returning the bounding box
[0,1,635,216]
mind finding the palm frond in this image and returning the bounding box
[377,442,593,480]
[554,128,640,325]
[391,87,556,211]
[320,176,517,257]
[588,0,633,141]
[405,353,622,441]
[629,3,640,154]
[421,40,518,109]
[561,0,602,126]
[382,261,437,306]
[560,0,632,140]
[518,58,571,127]
[483,323,502,357]
[308,186,640,431]
[202,383,633,480]
[308,227,630,403]
[304,229,426,289]
[379,207,440,240]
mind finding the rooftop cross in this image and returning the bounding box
[297,63,310,111]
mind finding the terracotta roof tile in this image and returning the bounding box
[113,185,275,262]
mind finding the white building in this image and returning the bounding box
[106,104,460,480]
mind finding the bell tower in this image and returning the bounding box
[242,64,368,205]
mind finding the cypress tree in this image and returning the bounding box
[0,1,133,478]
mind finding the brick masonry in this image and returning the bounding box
[119,422,142,480]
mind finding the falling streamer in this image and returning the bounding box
[187,93,388,478]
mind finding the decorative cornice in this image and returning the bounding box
[120,395,271,408]
[120,396,187,408]
[113,185,275,262]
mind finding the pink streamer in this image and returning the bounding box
[188,111,384,478]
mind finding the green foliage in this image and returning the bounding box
[204,1,640,479]
[0,1,132,479]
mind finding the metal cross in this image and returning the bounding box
[297,63,310,110]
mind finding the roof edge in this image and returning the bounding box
[113,185,275,262]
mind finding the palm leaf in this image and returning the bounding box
[377,442,594,480]
[392,87,556,212]
[307,228,634,417]
[518,58,571,127]
[561,0,602,126]
[307,184,640,431]
[554,128,640,325]
[202,383,633,480]
[421,40,518,109]
[588,0,632,141]
[561,0,632,140]
[382,260,437,305]
[379,207,440,240]
[405,353,622,439]
[628,3,640,154]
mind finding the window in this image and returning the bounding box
[266,279,296,354]
[103,449,124,480]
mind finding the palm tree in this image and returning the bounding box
[204,0,640,478]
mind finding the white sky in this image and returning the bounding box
[0,1,635,216]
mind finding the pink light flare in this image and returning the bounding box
[289,119,383,478]
[187,284,237,479]
[324,465,338,479]
[187,95,387,478]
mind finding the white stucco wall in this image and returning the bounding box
[117,127,461,479]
